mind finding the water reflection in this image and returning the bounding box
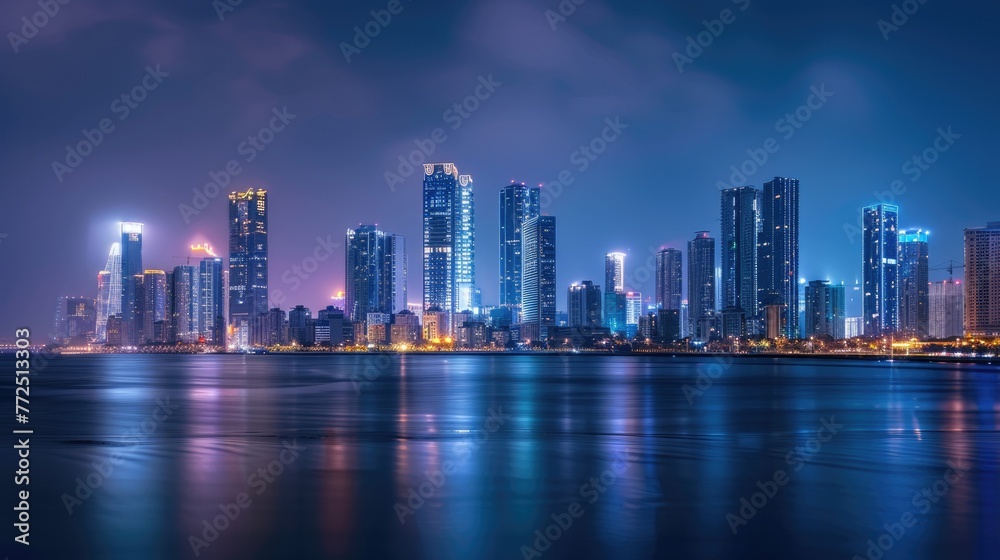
[23,355,1000,560]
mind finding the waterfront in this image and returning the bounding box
[11,354,1000,559]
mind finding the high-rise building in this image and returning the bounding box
[929,280,964,339]
[199,257,225,345]
[688,231,716,341]
[964,221,1000,336]
[120,222,143,345]
[898,229,930,338]
[345,225,403,323]
[228,188,268,345]
[605,252,626,294]
[141,270,167,344]
[95,242,122,342]
[862,204,899,337]
[390,235,407,315]
[521,215,557,340]
[129,274,144,345]
[655,248,683,311]
[423,163,476,330]
[721,186,762,335]
[172,265,199,343]
[499,182,540,317]
[568,281,602,328]
[804,280,846,339]
[625,292,643,336]
[758,177,800,338]
[288,305,314,346]
[603,252,627,334]
[64,297,96,345]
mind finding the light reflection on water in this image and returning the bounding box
[20,354,1000,559]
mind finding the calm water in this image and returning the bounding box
[6,354,999,560]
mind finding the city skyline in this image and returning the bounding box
[2,1,997,339]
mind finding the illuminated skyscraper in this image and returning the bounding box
[655,248,683,311]
[625,291,643,337]
[758,177,800,338]
[862,204,899,336]
[521,215,557,340]
[228,188,268,346]
[804,280,846,339]
[345,225,403,323]
[199,257,225,346]
[141,270,167,344]
[390,234,407,315]
[568,281,602,327]
[171,265,199,343]
[898,229,929,338]
[499,182,540,315]
[120,222,143,345]
[688,231,717,341]
[721,186,762,335]
[929,280,964,339]
[605,252,626,294]
[964,221,1000,336]
[423,163,476,331]
[95,242,121,343]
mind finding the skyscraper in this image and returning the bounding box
[228,188,268,346]
[423,163,476,330]
[929,280,964,339]
[688,231,716,341]
[64,297,96,345]
[625,291,643,337]
[862,204,899,337]
[390,234,407,315]
[605,252,626,294]
[898,229,929,338]
[964,220,1000,336]
[120,222,143,345]
[521,215,557,340]
[499,182,540,315]
[804,280,846,340]
[603,252,627,335]
[567,281,602,327]
[345,225,402,323]
[172,265,199,343]
[95,242,121,343]
[141,270,167,344]
[758,177,800,338]
[655,248,683,311]
[721,186,762,335]
[199,257,225,345]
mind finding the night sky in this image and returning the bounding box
[1,0,998,339]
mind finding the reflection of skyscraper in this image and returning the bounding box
[120,223,143,345]
[688,231,716,341]
[499,182,540,316]
[964,221,1000,336]
[862,204,899,336]
[228,188,268,346]
[758,177,800,338]
[898,229,929,338]
[95,242,122,342]
[345,225,400,323]
[423,163,476,330]
[521,215,557,340]
[721,186,761,335]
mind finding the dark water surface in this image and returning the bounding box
[6,354,999,560]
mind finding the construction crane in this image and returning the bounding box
[930,260,965,281]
